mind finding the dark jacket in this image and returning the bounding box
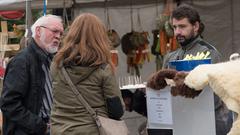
[162,36,221,68]
[0,38,49,135]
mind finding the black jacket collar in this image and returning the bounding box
[28,38,52,65]
[182,35,202,51]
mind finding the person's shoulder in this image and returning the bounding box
[8,46,36,67]
[97,64,114,76]
[9,48,28,62]
[169,49,181,55]
[197,39,218,51]
[99,63,108,70]
[196,39,222,62]
[165,48,181,59]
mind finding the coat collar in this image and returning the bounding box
[181,35,202,51]
[28,38,52,65]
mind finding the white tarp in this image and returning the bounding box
[0,0,73,10]
[75,0,110,3]
[0,0,25,5]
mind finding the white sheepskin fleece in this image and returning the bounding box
[184,59,240,135]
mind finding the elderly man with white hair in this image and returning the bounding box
[0,15,63,135]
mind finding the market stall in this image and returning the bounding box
[0,0,240,135]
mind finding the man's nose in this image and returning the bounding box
[55,33,61,39]
[174,28,181,35]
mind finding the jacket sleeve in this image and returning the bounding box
[101,65,125,119]
[162,53,171,69]
[162,51,177,69]
[0,56,47,135]
[209,49,222,64]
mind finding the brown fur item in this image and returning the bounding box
[147,69,177,90]
[171,72,202,98]
[147,69,202,98]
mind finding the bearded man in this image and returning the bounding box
[0,15,64,135]
[162,5,232,135]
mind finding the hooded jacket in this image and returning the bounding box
[50,63,124,135]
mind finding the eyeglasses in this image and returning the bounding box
[40,26,63,37]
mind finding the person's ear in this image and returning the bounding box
[193,22,200,33]
[35,26,41,37]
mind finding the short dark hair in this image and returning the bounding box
[172,5,200,24]
[172,5,205,35]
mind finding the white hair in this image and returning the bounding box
[31,14,62,38]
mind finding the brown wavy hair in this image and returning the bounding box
[54,13,115,71]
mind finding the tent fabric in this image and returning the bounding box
[0,10,25,20]
[74,0,240,80]
[0,0,73,10]
[0,0,25,6]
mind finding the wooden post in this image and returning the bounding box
[0,21,20,55]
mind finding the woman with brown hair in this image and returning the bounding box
[50,13,124,135]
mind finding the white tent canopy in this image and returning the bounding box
[0,0,73,10]
[0,0,162,10]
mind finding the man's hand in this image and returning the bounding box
[45,123,50,135]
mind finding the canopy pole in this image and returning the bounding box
[21,0,33,48]
[26,0,32,37]
[43,0,47,16]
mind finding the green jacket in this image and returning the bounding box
[50,63,124,135]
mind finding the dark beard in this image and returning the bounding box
[177,35,198,47]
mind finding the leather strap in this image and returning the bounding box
[61,66,100,124]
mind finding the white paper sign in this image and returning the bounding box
[146,87,173,125]
[146,86,216,135]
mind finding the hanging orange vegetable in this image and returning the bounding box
[170,36,178,51]
[110,50,119,67]
[159,30,168,55]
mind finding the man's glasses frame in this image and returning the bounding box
[40,26,63,37]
